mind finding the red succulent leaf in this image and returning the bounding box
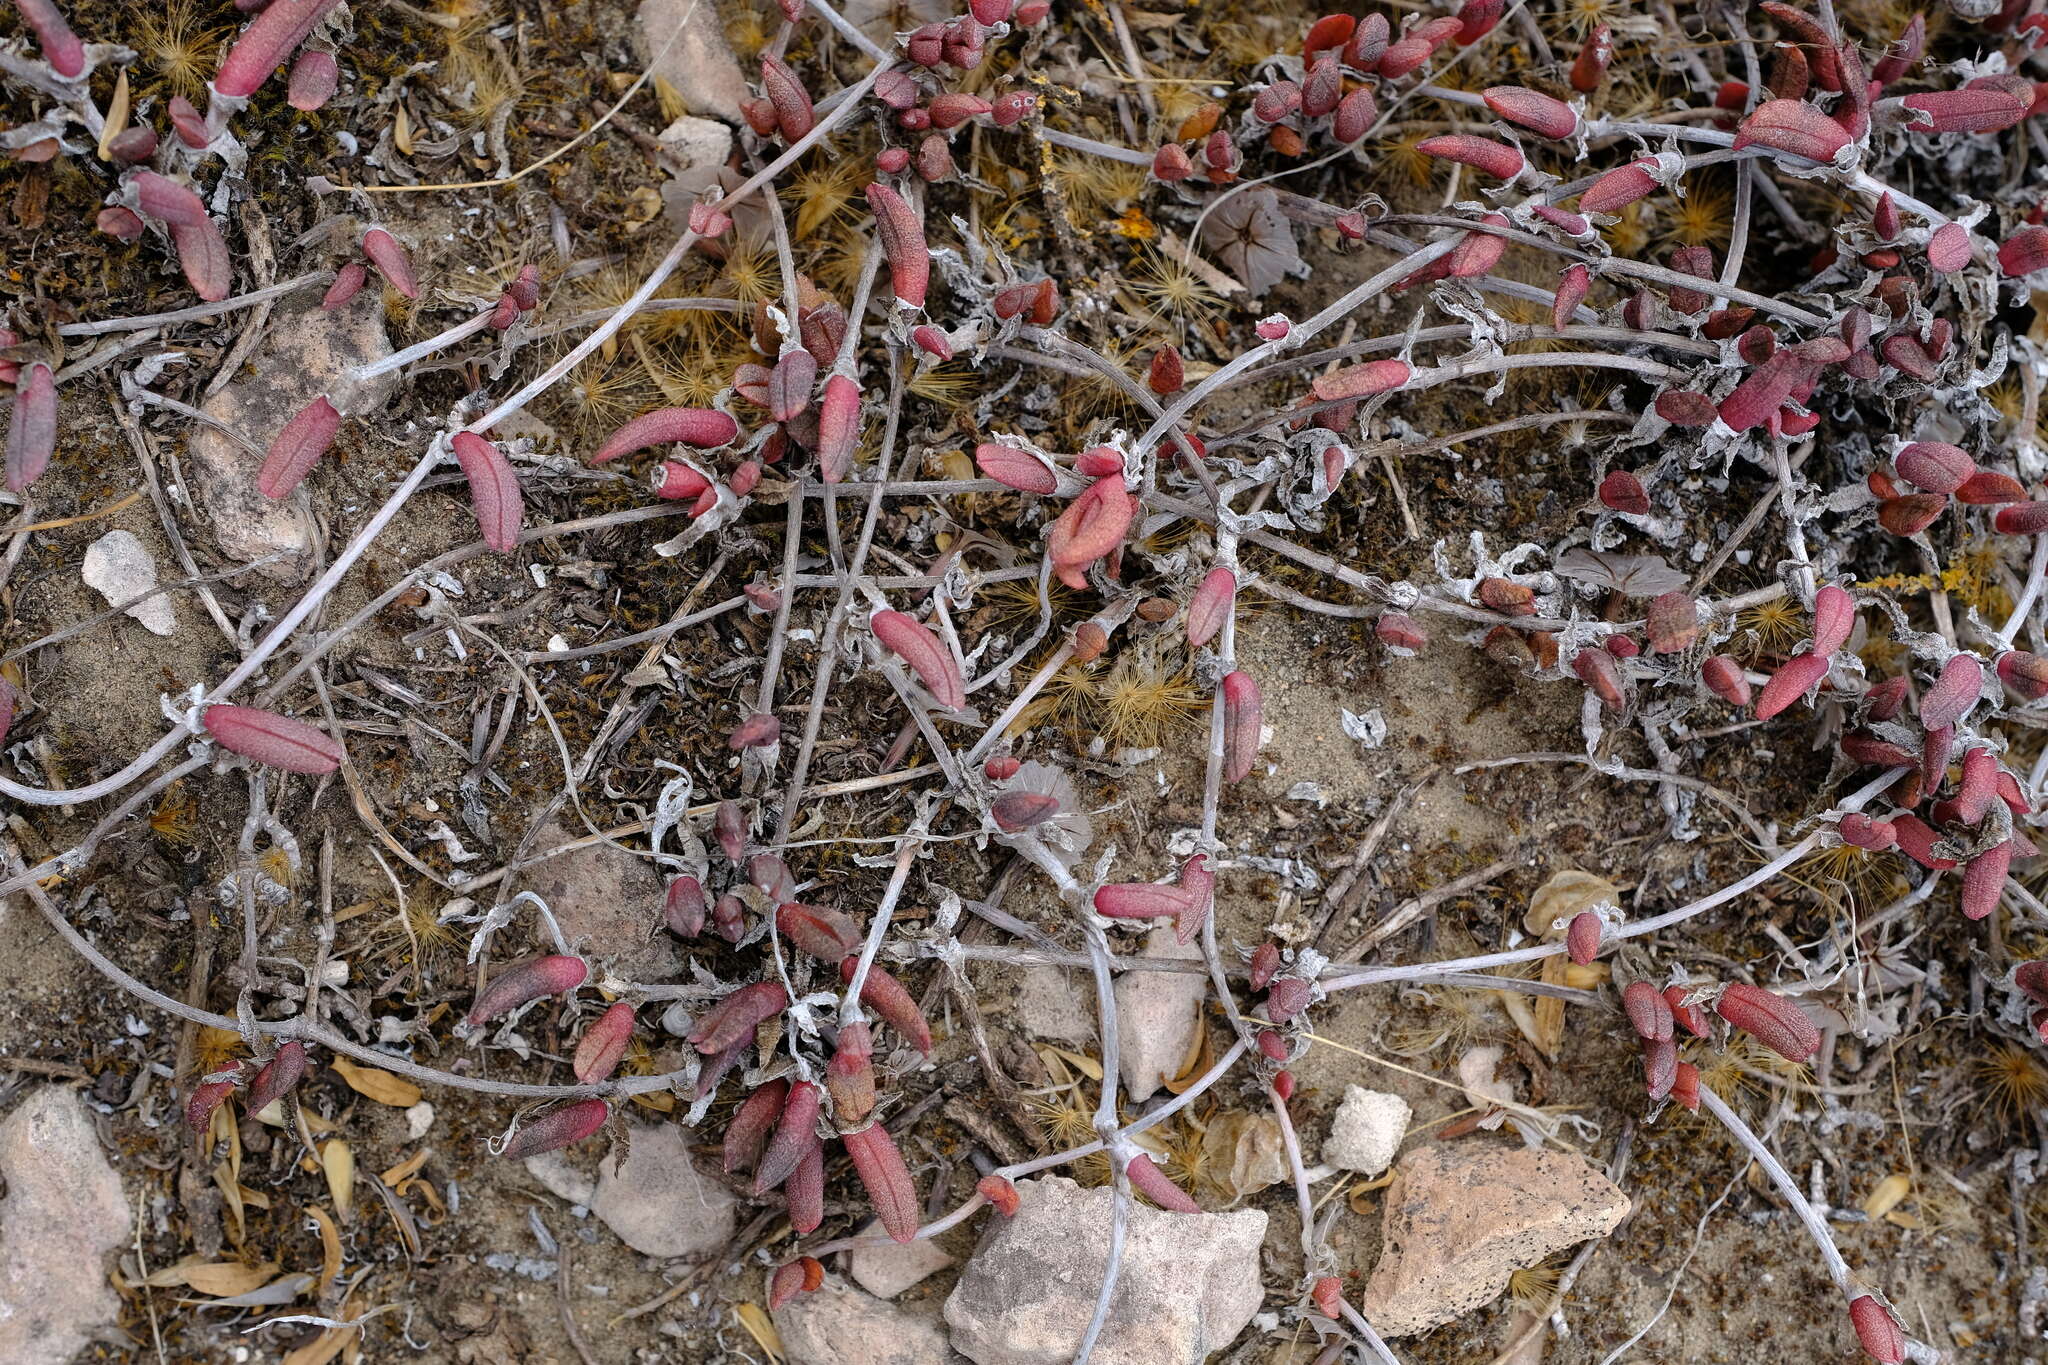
[361,227,418,299]
[216,0,341,98]
[753,1081,821,1194]
[723,1079,790,1173]
[501,1099,609,1159]
[1734,98,1851,160]
[1663,985,1712,1036]
[203,703,345,774]
[288,49,338,110]
[977,1174,1021,1216]
[1641,1034,1677,1100]
[1921,652,1984,730]
[1753,650,1829,719]
[1416,134,1524,179]
[838,958,932,1055]
[185,1077,240,1132]
[786,1140,825,1234]
[322,262,367,310]
[866,183,930,309]
[1554,263,1591,331]
[1904,88,2030,135]
[664,875,707,939]
[255,395,343,500]
[15,0,85,77]
[1483,85,1577,138]
[1127,1153,1201,1212]
[871,609,967,709]
[468,955,588,1029]
[776,902,862,961]
[1810,584,1855,655]
[247,1041,308,1112]
[1187,568,1236,648]
[1314,358,1410,402]
[453,430,523,553]
[1623,981,1674,1041]
[688,979,789,1055]
[1047,476,1136,571]
[1565,909,1603,963]
[841,1121,921,1241]
[768,1256,825,1310]
[1847,1292,1906,1364]
[4,360,56,493]
[594,407,741,463]
[760,56,815,140]
[1927,222,1972,272]
[1578,159,1659,215]
[573,1002,635,1085]
[1714,982,1822,1061]
[1962,841,2014,920]
[991,790,1060,832]
[1222,670,1263,783]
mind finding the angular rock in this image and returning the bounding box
[776,1277,961,1365]
[637,0,750,125]
[842,0,950,48]
[0,1087,131,1365]
[1360,1142,1630,1336]
[1013,965,1094,1047]
[944,1175,1266,1365]
[187,295,396,580]
[1322,1086,1410,1177]
[1112,925,1204,1104]
[524,1149,596,1207]
[850,1227,955,1298]
[591,1122,735,1259]
[523,819,678,976]
[81,529,174,635]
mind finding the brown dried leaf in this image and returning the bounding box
[331,1056,424,1108]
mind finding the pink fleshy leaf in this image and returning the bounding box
[361,227,419,299]
[1222,670,1262,782]
[593,407,740,463]
[452,430,523,553]
[572,1001,634,1084]
[216,0,342,98]
[467,954,588,1029]
[842,1121,921,1241]
[203,703,345,774]
[500,1099,609,1159]
[4,360,56,493]
[257,395,342,500]
[872,609,966,709]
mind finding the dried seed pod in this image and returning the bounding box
[452,430,523,553]
[872,609,966,709]
[838,958,932,1054]
[1331,85,1377,144]
[500,1100,609,1159]
[689,980,789,1055]
[777,902,861,962]
[573,1002,635,1085]
[247,1041,308,1113]
[1222,670,1262,783]
[768,1256,825,1310]
[1186,568,1236,648]
[866,183,929,309]
[723,1079,789,1173]
[1565,910,1603,964]
[1128,1153,1201,1212]
[1597,469,1648,515]
[4,360,56,493]
[991,790,1060,832]
[203,704,345,774]
[1753,650,1829,719]
[825,1022,877,1127]
[976,1174,1021,1217]
[753,1081,821,1194]
[1715,982,1821,1061]
[361,227,418,299]
[1623,981,1674,1041]
[1921,653,1984,730]
[842,1120,920,1241]
[1640,592,1696,654]
[468,955,588,1029]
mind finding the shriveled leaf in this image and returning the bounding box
[331,1056,423,1108]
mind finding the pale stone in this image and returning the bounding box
[186,295,396,580]
[1014,965,1094,1046]
[1112,926,1204,1103]
[944,1175,1266,1365]
[1360,1142,1630,1336]
[1321,1086,1410,1177]
[524,1149,596,1208]
[775,1277,961,1365]
[850,1230,954,1298]
[80,530,174,635]
[636,0,749,124]
[523,818,678,976]
[592,1123,736,1259]
[0,1087,130,1364]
